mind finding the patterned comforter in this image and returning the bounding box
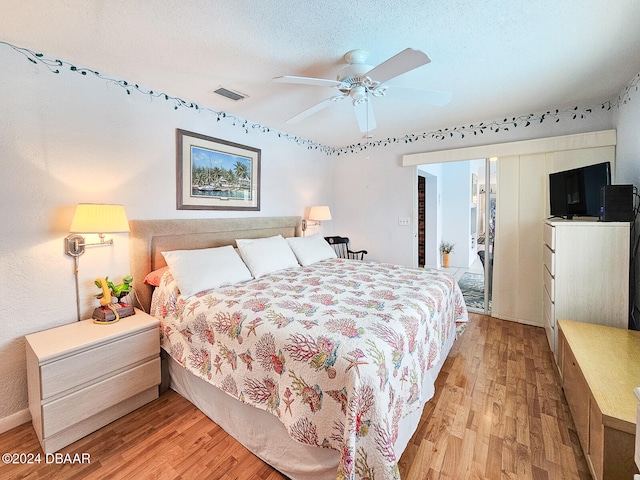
[151,258,467,480]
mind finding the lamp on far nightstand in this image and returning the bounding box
[302,205,332,234]
[64,204,130,321]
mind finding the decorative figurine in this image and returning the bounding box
[92,275,135,323]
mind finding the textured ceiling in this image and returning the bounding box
[2,0,640,148]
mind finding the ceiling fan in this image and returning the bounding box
[273,48,452,135]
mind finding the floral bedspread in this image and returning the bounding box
[151,258,467,480]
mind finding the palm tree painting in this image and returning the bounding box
[177,129,260,211]
[190,146,253,200]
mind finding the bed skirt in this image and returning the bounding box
[166,319,457,480]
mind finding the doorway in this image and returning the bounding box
[418,173,439,268]
[417,158,495,314]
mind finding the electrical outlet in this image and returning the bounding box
[398,217,411,226]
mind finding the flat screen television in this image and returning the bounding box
[549,162,611,219]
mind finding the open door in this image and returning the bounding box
[417,159,494,315]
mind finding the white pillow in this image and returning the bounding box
[236,235,300,277]
[287,234,337,266]
[161,245,253,297]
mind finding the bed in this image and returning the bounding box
[129,217,468,480]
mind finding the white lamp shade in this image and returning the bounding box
[308,205,332,221]
[69,204,130,233]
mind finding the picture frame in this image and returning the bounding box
[176,129,261,211]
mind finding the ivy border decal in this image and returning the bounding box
[2,40,638,156]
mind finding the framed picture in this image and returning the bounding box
[176,129,260,210]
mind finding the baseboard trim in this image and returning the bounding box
[492,313,543,328]
[0,408,31,434]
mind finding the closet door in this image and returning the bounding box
[493,153,546,325]
[492,146,615,326]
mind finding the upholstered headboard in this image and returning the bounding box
[129,216,302,313]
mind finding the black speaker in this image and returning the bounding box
[599,184,634,221]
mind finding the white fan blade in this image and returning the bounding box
[365,48,431,84]
[273,75,342,88]
[285,94,346,124]
[384,85,452,106]
[353,99,376,133]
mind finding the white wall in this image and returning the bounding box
[613,73,640,328]
[441,161,472,267]
[0,45,332,426]
[330,148,416,265]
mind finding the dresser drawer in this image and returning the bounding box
[543,244,555,275]
[543,265,555,301]
[544,288,555,328]
[562,342,590,451]
[40,327,159,400]
[543,222,556,250]
[42,357,160,438]
[543,305,555,353]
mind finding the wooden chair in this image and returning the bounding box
[324,236,368,260]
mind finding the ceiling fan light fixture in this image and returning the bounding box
[351,85,367,105]
[343,49,369,65]
[274,48,451,133]
[337,63,372,81]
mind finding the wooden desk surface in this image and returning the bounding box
[558,319,640,430]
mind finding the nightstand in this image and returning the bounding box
[25,308,161,454]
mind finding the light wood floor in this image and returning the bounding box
[0,314,591,479]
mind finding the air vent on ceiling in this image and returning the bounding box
[211,86,248,101]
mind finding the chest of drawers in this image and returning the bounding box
[542,219,630,356]
[25,309,160,454]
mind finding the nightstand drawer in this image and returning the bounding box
[40,328,159,400]
[42,357,160,438]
